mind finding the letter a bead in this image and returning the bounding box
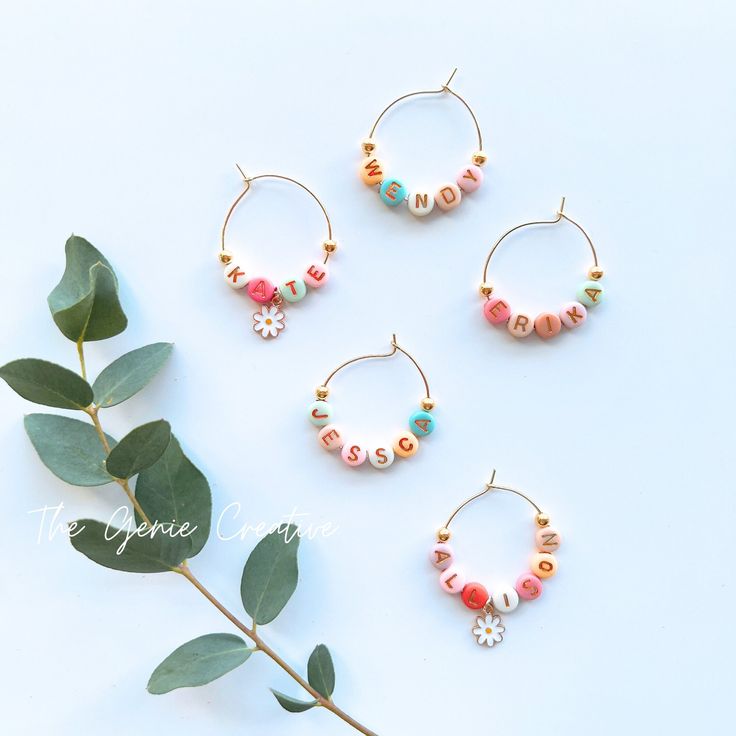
[247,277,275,304]
[368,446,394,469]
[577,280,604,308]
[434,183,462,211]
[535,527,562,552]
[462,582,489,610]
[279,278,307,303]
[430,542,454,570]
[407,191,434,217]
[515,572,543,600]
[307,400,332,427]
[409,410,435,436]
[456,165,484,193]
[484,297,511,325]
[508,312,534,338]
[304,263,329,288]
[317,424,343,451]
[223,262,248,289]
[341,443,367,467]
[534,312,562,339]
[359,157,384,186]
[380,178,407,206]
[560,301,587,329]
[394,431,419,457]
[439,565,466,594]
[530,552,558,578]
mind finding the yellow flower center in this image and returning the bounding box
[265,318,272,325]
[485,628,492,634]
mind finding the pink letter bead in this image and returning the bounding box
[341,442,367,467]
[430,542,454,570]
[317,424,343,451]
[223,262,248,289]
[515,572,543,600]
[508,312,534,338]
[484,296,511,325]
[439,565,466,594]
[530,552,558,578]
[534,312,562,339]
[492,587,519,613]
[434,183,462,211]
[456,165,484,193]
[535,527,562,552]
[304,263,329,289]
[246,277,275,304]
[461,582,489,609]
[560,301,587,329]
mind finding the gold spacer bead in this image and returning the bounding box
[361,138,376,154]
[323,239,337,254]
[535,512,550,528]
[219,250,234,265]
[421,397,436,411]
[479,282,494,297]
[472,151,488,166]
[437,527,451,542]
[588,266,604,281]
[315,385,329,400]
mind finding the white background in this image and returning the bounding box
[0,1,733,734]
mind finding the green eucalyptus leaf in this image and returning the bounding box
[307,644,335,699]
[0,358,93,409]
[241,525,300,625]
[147,634,252,694]
[135,435,212,557]
[47,236,127,342]
[70,518,192,572]
[24,413,116,486]
[93,342,173,407]
[105,420,171,479]
[270,690,318,713]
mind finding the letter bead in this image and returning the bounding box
[508,312,534,338]
[492,587,519,613]
[462,582,489,610]
[368,446,394,469]
[515,572,543,600]
[534,312,562,339]
[223,262,248,289]
[409,410,435,436]
[407,191,435,217]
[560,301,587,329]
[279,278,307,303]
[307,400,332,427]
[430,542,454,570]
[434,183,462,211]
[456,164,484,193]
[484,296,511,325]
[394,431,419,458]
[439,565,466,594]
[359,157,384,186]
[535,527,562,552]
[341,442,367,467]
[379,178,407,207]
[530,552,558,578]
[304,263,329,289]
[577,280,604,308]
[246,277,275,304]
[317,424,343,451]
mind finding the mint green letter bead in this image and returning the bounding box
[576,280,604,308]
[409,410,435,436]
[308,400,333,427]
[280,278,307,303]
[379,178,407,207]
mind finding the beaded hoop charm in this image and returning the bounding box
[219,165,337,340]
[480,198,604,340]
[310,335,436,470]
[431,470,561,647]
[359,69,488,217]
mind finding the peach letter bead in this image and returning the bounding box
[535,527,562,552]
[341,442,367,467]
[304,263,329,289]
[407,191,434,217]
[534,312,562,339]
[560,301,587,329]
[456,164,484,193]
[359,157,384,186]
[530,552,558,578]
[515,572,543,600]
[246,277,275,304]
[484,297,511,325]
[393,431,419,458]
[434,183,462,211]
[430,542,454,570]
[508,312,534,338]
[317,424,343,451]
[462,582,489,610]
[223,262,248,289]
[439,565,466,594]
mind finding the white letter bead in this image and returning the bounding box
[492,587,519,613]
[223,262,248,289]
[407,191,435,217]
[430,542,454,570]
[368,446,395,468]
[439,565,466,594]
[307,400,332,427]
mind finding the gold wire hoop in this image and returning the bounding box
[320,334,432,403]
[482,198,599,284]
[367,69,484,152]
[219,164,335,266]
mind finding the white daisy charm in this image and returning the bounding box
[252,305,285,339]
[472,614,505,647]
